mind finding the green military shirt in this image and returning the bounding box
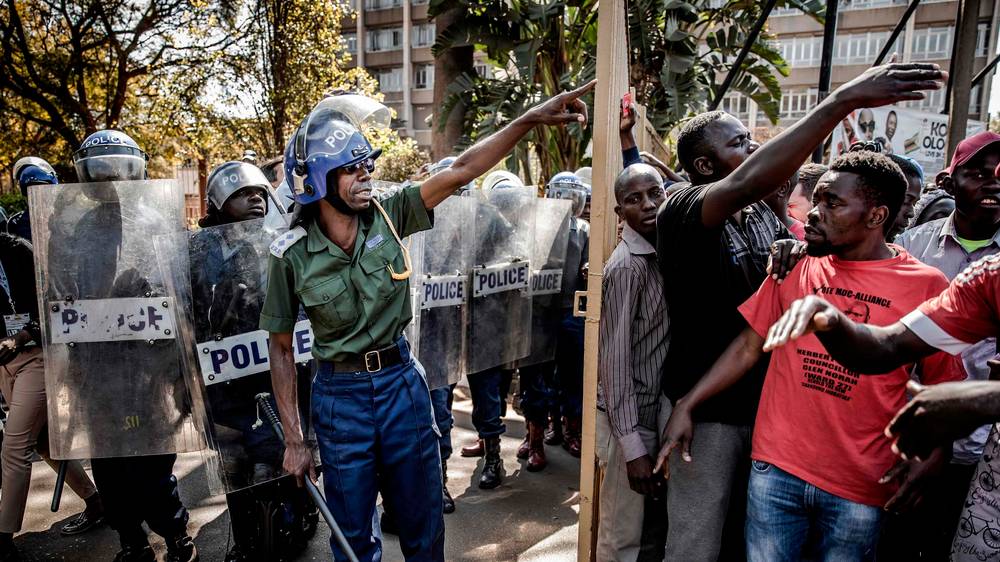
[259,185,433,362]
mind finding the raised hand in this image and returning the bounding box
[525,80,597,127]
[834,62,947,109]
[762,295,843,352]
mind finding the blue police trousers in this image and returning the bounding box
[312,340,445,562]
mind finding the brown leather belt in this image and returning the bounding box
[326,340,405,373]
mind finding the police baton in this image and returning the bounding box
[254,393,359,562]
[51,460,68,512]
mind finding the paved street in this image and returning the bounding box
[13,391,580,561]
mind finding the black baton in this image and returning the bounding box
[254,393,359,562]
[51,460,68,512]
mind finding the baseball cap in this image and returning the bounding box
[946,131,1000,175]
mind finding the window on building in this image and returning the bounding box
[414,64,434,89]
[721,92,751,121]
[412,0,429,5]
[780,89,819,119]
[910,26,952,61]
[376,67,404,92]
[343,33,357,54]
[474,62,493,78]
[833,31,901,65]
[366,27,404,52]
[412,23,436,48]
[365,0,402,9]
[977,23,990,57]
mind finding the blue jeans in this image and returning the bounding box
[312,339,444,562]
[467,366,506,439]
[429,385,454,461]
[746,461,882,562]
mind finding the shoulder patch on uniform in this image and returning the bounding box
[270,226,307,258]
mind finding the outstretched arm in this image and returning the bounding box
[700,63,946,227]
[420,80,597,209]
[762,295,935,373]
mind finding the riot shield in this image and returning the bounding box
[467,188,536,374]
[520,198,572,367]
[411,196,476,388]
[29,180,207,459]
[157,218,318,494]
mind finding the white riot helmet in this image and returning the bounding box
[481,170,524,194]
[206,161,273,211]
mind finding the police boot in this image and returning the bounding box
[461,438,484,457]
[526,421,548,472]
[544,416,563,446]
[478,437,505,490]
[563,416,582,458]
[165,534,198,562]
[516,434,530,460]
[442,460,455,514]
[112,542,155,562]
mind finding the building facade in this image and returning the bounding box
[722,0,999,134]
[342,0,491,153]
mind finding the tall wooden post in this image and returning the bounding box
[578,0,629,557]
[946,0,982,163]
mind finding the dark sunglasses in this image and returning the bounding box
[858,121,876,132]
[341,158,375,174]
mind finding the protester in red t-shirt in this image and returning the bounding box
[654,151,965,561]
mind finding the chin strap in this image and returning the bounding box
[371,198,412,281]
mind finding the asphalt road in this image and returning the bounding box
[14,390,580,561]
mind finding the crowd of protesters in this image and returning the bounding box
[596,59,1000,562]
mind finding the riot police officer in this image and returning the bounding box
[262,84,593,562]
[69,130,199,562]
[545,171,590,456]
[6,157,58,241]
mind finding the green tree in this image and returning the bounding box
[430,0,597,184]
[627,0,824,133]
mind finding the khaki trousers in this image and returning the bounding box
[596,395,671,562]
[0,347,97,533]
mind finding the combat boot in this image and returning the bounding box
[112,542,155,562]
[516,434,530,460]
[563,416,582,458]
[442,460,455,514]
[544,416,563,446]
[526,421,548,472]
[461,438,484,457]
[165,534,198,562]
[478,437,505,489]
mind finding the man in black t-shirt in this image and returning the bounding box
[654,62,948,561]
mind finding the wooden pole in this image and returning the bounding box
[578,0,628,557]
[946,0,981,164]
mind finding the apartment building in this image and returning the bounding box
[341,0,491,152]
[721,0,999,133]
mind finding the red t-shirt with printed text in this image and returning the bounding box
[739,247,966,507]
[905,253,1000,350]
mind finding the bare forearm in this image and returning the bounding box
[420,116,536,208]
[816,321,929,374]
[268,336,304,444]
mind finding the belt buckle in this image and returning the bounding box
[365,350,381,373]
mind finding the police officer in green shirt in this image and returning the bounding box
[261,84,594,562]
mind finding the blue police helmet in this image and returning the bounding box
[73,129,147,182]
[546,171,588,217]
[429,156,457,176]
[284,98,384,205]
[13,157,58,197]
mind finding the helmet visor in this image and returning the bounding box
[75,154,146,182]
[547,185,586,217]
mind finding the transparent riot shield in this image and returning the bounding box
[410,196,476,388]
[519,198,572,367]
[29,180,207,459]
[157,218,318,494]
[467,188,536,375]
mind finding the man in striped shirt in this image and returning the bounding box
[595,163,670,562]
